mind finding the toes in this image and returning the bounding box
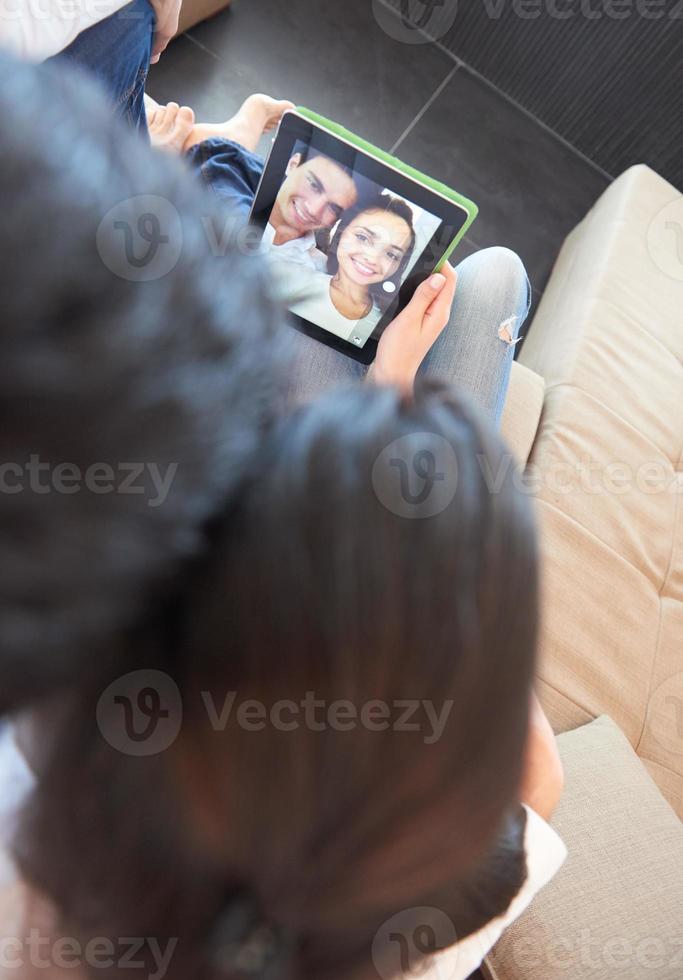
[264,98,295,130]
[161,102,180,134]
[177,105,195,128]
[173,105,196,144]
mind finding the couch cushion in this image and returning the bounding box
[485,715,683,980]
[518,165,683,817]
[500,361,545,466]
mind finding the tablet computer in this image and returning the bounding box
[249,108,478,365]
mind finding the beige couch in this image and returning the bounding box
[493,164,683,978]
[501,164,682,818]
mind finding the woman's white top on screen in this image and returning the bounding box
[273,263,383,347]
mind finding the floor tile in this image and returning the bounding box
[395,66,610,293]
[148,0,455,156]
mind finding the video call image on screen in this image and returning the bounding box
[262,140,442,348]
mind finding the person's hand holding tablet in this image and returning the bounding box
[369,262,457,390]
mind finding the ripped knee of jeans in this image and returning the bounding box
[497,315,523,347]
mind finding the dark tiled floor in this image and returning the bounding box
[148,0,611,317]
[395,65,610,294]
[148,0,455,153]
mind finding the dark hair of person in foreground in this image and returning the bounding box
[13,379,538,980]
[0,46,538,980]
[0,50,287,713]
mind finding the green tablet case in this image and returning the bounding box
[295,106,478,270]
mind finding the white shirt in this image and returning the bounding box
[272,264,383,347]
[262,221,327,272]
[424,805,567,979]
[0,0,130,60]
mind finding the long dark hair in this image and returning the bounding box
[326,194,417,314]
[12,382,539,980]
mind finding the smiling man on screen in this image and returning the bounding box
[264,147,358,271]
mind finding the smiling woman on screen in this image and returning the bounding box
[285,195,416,346]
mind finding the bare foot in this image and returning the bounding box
[145,95,196,154]
[183,94,295,153]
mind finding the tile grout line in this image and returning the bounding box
[390,65,459,154]
[452,60,613,183]
[183,29,222,61]
[376,0,613,183]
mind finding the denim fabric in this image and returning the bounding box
[419,246,531,424]
[48,0,154,134]
[282,244,530,423]
[185,137,265,217]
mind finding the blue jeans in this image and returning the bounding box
[49,0,154,135]
[51,8,530,423]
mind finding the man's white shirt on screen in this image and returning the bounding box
[262,221,327,272]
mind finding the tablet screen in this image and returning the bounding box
[250,112,472,364]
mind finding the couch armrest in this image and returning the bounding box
[500,361,545,467]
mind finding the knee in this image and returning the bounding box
[472,245,527,281]
[461,246,529,306]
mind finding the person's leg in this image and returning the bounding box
[150,94,292,214]
[48,0,154,134]
[418,247,531,425]
[183,94,294,154]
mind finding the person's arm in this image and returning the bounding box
[0,0,131,59]
[519,691,565,821]
[367,263,457,391]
